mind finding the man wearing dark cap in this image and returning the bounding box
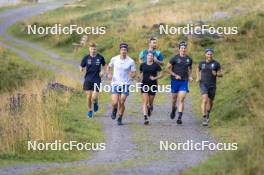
[166,41,193,124]
[80,42,107,118]
[107,43,136,125]
[196,48,223,126]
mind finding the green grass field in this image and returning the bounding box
[0,47,52,93]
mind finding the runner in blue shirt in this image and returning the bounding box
[138,37,164,65]
[80,42,107,118]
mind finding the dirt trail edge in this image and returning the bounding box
[0,2,215,175]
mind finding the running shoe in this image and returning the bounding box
[176,117,182,124]
[202,116,210,126]
[111,108,117,120]
[117,116,123,125]
[144,115,149,125]
[87,111,93,118]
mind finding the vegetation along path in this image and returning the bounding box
[0,1,215,175]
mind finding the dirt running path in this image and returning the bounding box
[0,2,215,175]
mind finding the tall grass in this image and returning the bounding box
[0,48,103,162]
[0,80,65,155]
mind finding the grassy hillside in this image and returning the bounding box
[6,0,264,174]
[0,48,105,163]
[0,47,52,93]
[184,13,264,175]
[9,0,264,62]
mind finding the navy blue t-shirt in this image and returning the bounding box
[80,54,106,83]
[198,59,221,86]
[169,54,192,81]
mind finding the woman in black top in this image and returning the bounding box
[139,51,163,125]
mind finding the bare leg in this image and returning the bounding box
[207,98,213,117]
[201,94,209,116]
[142,93,149,116]
[178,92,187,113]
[119,94,128,116]
[149,95,155,108]
[111,94,119,109]
[171,93,178,108]
[85,91,92,111]
[176,92,187,124]
[92,91,98,103]
[170,93,178,119]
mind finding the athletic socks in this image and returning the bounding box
[149,105,153,112]
[178,112,183,119]
[147,106,151,116]
[176,112,183,124]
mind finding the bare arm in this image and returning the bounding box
[156,70,164,79]
[79,66,84,72]
[166,63,181,79]
[153,57,164,65]
[212,67,223,78]
[196,67,201,82]
[216,68,223,77]
[138,57,143,64]
[166,63,175,76]
[188,67,193,82]
[106,65,113,80]
[100,65,107,77]
[129,71,137,79]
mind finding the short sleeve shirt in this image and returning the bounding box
[198,59,221,86]
[108,55,136,85]
[80,54,105,83]
[140,63,162,85]
[169,54,192,81]
[139,49,164,63]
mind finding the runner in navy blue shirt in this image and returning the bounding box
[166,41,193,124]
[80,42,106,118]
[196,48,223,126]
